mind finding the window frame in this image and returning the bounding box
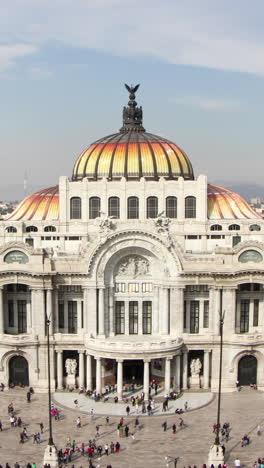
[127,197,139,219]
[89,196,101,219]
[146,196,158,219]
[70,197,82,220]
[166,196,177,218]
[108,196,120,218]
[185,196,196,219]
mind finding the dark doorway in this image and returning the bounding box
[123,360,144,384]
[238,355,257,385]
[9,355,29,386]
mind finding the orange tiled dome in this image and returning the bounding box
[5,186,59,221]
[72,131,194,181]
[208,184,261,219]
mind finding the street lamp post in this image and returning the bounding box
[165,456,179,468]
[43,300,59,468]
[208,289,225,466]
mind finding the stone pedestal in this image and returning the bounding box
[43,444,59,468]
[208,444,224,467]
[190,375,200,389]
[66,375,76,388]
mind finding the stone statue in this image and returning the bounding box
[65,358,77,376]
[190,358,202,376]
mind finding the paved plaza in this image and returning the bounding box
[0,388,263,468]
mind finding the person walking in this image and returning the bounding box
[76,416,81,428]
[172,423,176,434]
[39,422,44,434]
[234,457,241,468]
[126,405,130,416]
[162,421,167,431]
[125,425,129,437]
[26,391,31,403]
[106,416,109,425]
[95,425,100,438]
[104,443,109,456]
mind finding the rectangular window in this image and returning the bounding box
[190,300,199,334]
[232,235,241,247]
[129,301,138,334]
[68,301,77,334]
[115,301,125,334]
[17,300,27,333]
[253,299,259,327]
[240,299,249,333]
[186,285,208,293]
[115,283,126,293]
[203,300,209,328]
[58,302,64,329]
[143,301,152,334]
[8,300,14,327]
[142,283,152,293]
[184,301,187,329]
[128,283,139,293]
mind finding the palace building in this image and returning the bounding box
[0,85,263,394]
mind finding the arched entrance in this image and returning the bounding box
[9,355,29,386]
[238,355,257,386]
[123,360,144,384]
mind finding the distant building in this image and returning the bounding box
[0,86,263,394]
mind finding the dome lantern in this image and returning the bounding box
[120,84,145,133]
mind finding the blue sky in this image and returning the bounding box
[1,0,264,200]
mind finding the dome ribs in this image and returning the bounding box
[109,133,127,180]
[140,132,158,180]
[135,132,143,179]
[94,134,119,180]
[146,133,173,179]
[42,186,59,220]
[124,130,132,179]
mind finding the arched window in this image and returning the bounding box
[229,224,240,231]
[147,196,158,219]
[250,224,261,231]
[166,196,177,218]
[127,197,139,219]
[44,225,56,232]
[108,197,120,218]
[70,197,81,219]
[185,196,196,219]
[210,224,222,231]
[89,197,100,219]
[26,226,38,232]
[5,226,17,233]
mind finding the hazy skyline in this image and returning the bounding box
[1,1,264,200]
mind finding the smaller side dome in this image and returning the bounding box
[5,186,59,221]
[208,184,262,220]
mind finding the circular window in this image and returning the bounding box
[238,250,263,263]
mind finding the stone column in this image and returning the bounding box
[171,287,184,336]
[0,287,3,334]
[31,289,45,337]
[86,353,92,390]
[143,359,150,398]
[161,288,169,335]
[95,357,102,394]
[46,289,53,335]
[125,301,129,335]
[79,351,85,388]
[98,288,105,336]
[138,301,143,335]
[203,349,210,389]
[210,287,221,335]
[76,300,81,333]
[84,287,97,336]
[117,359,123,400]
[109,287,115,336]
[54,288,59,333]
[57,350,63,390]
[153,286,159,334]
[182,351,188,390]
[26,300,31,334]
[223,287,236,335]
[174,354,181,392]
[164,356,172,394]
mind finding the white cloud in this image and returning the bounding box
[172,96,242,111]
[2,1,264,74]
[0,44,37,71]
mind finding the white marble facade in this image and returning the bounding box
[0,90,264,394]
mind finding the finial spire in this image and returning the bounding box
[120,83,145,133]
